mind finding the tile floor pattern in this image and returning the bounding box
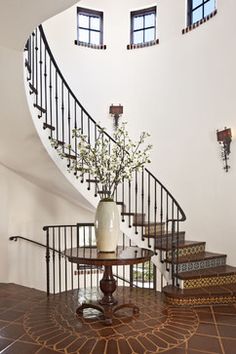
[0,284,235,353]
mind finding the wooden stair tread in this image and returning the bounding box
[143,231,185,239]
[121,212,135,216]
[64,153,77,160]
[163,283,236,297]
[25,59,31,73]
[155,240,205,251]
[29,83,38,95]
[43,122,55,131]
[86,179,99,183]
[133,221,164,227]
[166,251,227,264]
[116,201,125,206]
[121,212,146,218]
[33,103,46,113]
[176,265,236,280]
[97,190,111,195]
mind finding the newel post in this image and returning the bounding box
[43,226,50,296]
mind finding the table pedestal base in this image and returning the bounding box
[76,265,139,325]
[76,302,139,325]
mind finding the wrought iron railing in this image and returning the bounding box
[24,25,186,286]
[10,224,155,294]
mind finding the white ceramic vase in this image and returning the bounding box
[95,198,120,252]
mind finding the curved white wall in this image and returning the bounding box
[44,0,236,265]
[0,0,97,290]
[1,163,93,290]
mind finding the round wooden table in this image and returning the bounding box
[65,246,154,324]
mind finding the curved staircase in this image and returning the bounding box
[24,25,236,305]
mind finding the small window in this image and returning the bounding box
[188,0,216,25]
[77,7,103,47]
[130,7,157,45]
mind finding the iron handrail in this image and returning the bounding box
[9,234,138,288]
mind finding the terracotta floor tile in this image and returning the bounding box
[196,322,218,336]
[188,334,222,353]
[221,337,236,354]
[146,333,169,349]
[215,313,236,326]
[0,310,24,322]
[0,321,9,330]
[197,311,215,323]
[37,347,59,353]
[0,323,25,340]
[55,335,77,350]
[0,338,13,351]
[118,338,133,354]
[106,338,119,354]
[1,340,40,353]
[152,331,179,345]
[137,335,158,352]
[91,338,106,354]
[78,338,97,354]
[66,337,87,353]
[194,306,212,313]
[20,333,36,343]
[128,337,146,354]
[217,324,236,338]
[115,324,132,334]
[213,305,236,314]
[161,347,186,354]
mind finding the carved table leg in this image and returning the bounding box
[76,302,104,315]
[76,265,140,325]
[99,265,117,306]
[113,303,139,315]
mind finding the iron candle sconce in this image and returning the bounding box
[109,104,123,129]
[216,127,232,172]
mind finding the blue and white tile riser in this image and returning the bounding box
[175,256,226,273]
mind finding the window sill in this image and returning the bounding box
[127,39,159,50]
[182,9,217,34]
[74,40,107,50]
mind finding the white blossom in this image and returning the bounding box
[51,123,152,198]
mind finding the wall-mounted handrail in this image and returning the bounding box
[9,235,60,255]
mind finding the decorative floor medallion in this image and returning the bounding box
[24,287,198,353]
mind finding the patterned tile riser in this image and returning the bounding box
[165,295,236,306]
[167,244,205,259]
[174,256,226,273]
[183,274,236,289]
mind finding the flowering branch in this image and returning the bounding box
[51,123,152,198]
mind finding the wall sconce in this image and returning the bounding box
[216,127,232,172]
[109,104,123,129]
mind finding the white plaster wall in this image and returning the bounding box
[0,0,98,290]
[0,163,93,290]
[0,0,79,50]
[44,0,236,265]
